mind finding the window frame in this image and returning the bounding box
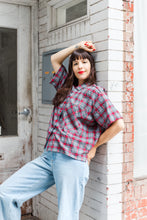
[47,0,89,31]
[134,0,147,179]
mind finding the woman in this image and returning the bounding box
[0,41,124,220]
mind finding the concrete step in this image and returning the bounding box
[21,216,40,220]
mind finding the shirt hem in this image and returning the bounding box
[44,147,87,162]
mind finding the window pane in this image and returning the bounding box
[56,0,87,28]
[0,28,17,136]
[66,0,87,23]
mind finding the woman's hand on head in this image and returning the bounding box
[77,41,96,52]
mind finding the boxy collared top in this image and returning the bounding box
[44,65,122,161]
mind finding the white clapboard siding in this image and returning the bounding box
[91,19,108,33]
[108,71,124,81]
[90,9,108,25]
[95,40,108,51]
[38,136,46,146]
[90,0,108,15]
[37,203,57,220]
[107,183,122,195]
[109,39,123,51]
[109,29,123,41]
[95,50,108,61]
[109,8,123,20]
[93,29,108,42]
[109,0,123,10]
[39,23,47,33]
[107,1,124,218]
[95,61,108,71]
[79,212,95,220]
[108,91,123,102]
[109,19,124,31]
[90,0,102,6]
[87,178,107,194]
[108,81,123,92]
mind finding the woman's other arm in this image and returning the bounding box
[87,118,124,164]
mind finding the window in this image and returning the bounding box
[48,0,88,31]
[0,28,17,136]
[134,0,147,178]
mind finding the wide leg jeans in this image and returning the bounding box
[0,151,89,220]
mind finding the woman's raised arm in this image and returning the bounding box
[51,41,96,73]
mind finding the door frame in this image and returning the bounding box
[0,0,38,216]
[0,0,38,160]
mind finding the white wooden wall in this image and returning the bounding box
[34,0,124,219]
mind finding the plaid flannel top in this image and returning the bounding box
[44,65,122,161]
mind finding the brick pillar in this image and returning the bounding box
[122,1,147,219]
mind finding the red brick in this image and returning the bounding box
[138,217,147,220]
[124,143,134,153]
[131,210,138,219]
[125,200,137,211]
[141,185,147,197]
[124,32,133,42]
[124,190,134,202]
[123,162,134,173]
[124,62,134,72]
[123,2,134,12]
[125,209,138,220]
[126,181,134,191]
[126,82,134,92]
[118,1,147,219]
[135,185,141,200]
[128,2,134,12]
[125,123,134,133]
[123,102,127,112]
[124,92,134,102]
[124,113,134,123]
[124,152,134,163]
[123,172,134,185]
[124,12,134,24]
[138,199,147,208]
[124,42,134,52]
[124,132,134,143]
[127,123,134,133]
[125,71,134,82]
[124,82,134,93]
[138,207,147,218]
[124,52,134,61]
[126,102,134,113]
[126,23,134,33]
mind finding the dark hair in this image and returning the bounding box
[53,49,96,107]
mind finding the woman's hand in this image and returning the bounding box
[51,40,96,73]
[87,146,97,165]
[87,119,124,165]
[77,41,96,52]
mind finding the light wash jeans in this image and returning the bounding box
[0,151,89,220]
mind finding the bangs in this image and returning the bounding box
[70,49,92,61]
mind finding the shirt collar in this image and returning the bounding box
[73,84,88,91]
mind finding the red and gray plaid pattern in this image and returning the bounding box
[44,65,122,161]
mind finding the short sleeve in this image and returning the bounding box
[92,90,122,129]
[49,65,68,90]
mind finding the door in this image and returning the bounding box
[0,2,32,215]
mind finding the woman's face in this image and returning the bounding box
[72,58,91,85]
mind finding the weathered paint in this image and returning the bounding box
[0,1,35,216]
